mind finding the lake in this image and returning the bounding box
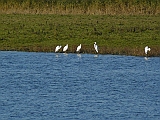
[0,51,160,120]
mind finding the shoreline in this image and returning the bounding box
[0,45,159,57]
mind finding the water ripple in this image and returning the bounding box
[0,51,160,119]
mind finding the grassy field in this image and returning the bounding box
[0,14,160,56]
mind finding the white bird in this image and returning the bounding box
[55,45,62,52]
[145,46,151,55]
[76,44,81,52]
[63,44,68,52]
[94,42,98,53]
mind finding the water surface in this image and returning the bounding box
[0,51,160,119]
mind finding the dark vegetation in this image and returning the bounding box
[0,0,160,15]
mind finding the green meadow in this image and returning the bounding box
[0,14,160,56]
[0,0,160,56]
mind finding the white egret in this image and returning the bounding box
[55,45,62,52]
[76,44,81,52]
[63,44,68,52]
[145,46,151,55]
[94,42,98,53]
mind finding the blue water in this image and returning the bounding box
[0,51,160,120]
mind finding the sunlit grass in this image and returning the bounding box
[0,14,160,56]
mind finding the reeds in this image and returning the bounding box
[0,0,160,15]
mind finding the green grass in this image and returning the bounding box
[0,14,160,56]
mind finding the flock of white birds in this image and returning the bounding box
[55,42,98,53]
[55,42,151,55]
